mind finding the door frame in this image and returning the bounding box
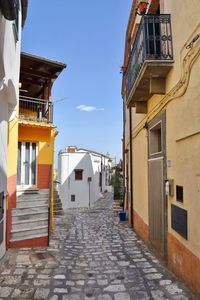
[147,111,168,259]
[17,141,38,190]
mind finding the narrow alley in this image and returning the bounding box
[0,194,194,299]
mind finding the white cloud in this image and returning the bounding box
[77,105,104,112]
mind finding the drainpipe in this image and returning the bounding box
[100,155,103,192]
[129,107,134,227]
[122,102,126,209]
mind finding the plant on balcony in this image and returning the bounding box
[120,65,127,74]
[136,0,149,15]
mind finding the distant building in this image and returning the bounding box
[58,147,113,209]
[0,0,28,259]
[122,0,200,297]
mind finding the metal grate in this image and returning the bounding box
[19,95,53,123]
[126,14,173,99]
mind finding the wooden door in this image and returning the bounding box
[148,111,167,258]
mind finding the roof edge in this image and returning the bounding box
[21,51,67,69]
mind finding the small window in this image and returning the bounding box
[99,172,102,187]
[71,195,75,202]
[176,185,183,202]
[75,169,83,181]
[149,122,162,155]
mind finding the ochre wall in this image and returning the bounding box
[124,0,200,296]
[7,117,18,179]
[7,115,19,247]
[18,125,53,164]
[167,57,200,258]
[18,125,54,189]
[132,128,148,226]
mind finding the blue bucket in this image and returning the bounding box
[119,211,126,221]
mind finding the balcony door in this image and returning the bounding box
[17,142,38,189]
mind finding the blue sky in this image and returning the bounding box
[22,0,132,164]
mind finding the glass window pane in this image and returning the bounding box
[25,142,30,185]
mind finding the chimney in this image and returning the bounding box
[67,146,77,153]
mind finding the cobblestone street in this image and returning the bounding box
[0,193,195,299]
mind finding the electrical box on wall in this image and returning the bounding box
[165,179,174,197]
[169,179,174,197]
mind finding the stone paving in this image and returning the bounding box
[0,193,196,299]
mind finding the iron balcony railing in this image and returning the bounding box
[126,14,173,100]
[19,96,53,123]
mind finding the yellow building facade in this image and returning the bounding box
[122,0,200,297]
[7,53,66,248]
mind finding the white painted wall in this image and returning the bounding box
[0,2,23,259]
[58,149,113,209]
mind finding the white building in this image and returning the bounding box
[58,147,113,209]
[0,0,27,258]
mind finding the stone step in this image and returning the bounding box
[12,205,48,216]
[12,218,48,230]
[12,211,48,223]
[37,189,49,194]
[113,205,122,209]
[10,232,48,243]
[54,197,61,203]
[54,210,64,216]
[54,203,63,209]
[53,191,64,216]
[17,199,48,208]
[17,194,49,201]
[11,225,48,240]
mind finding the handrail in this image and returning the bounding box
[19,95,53,123]
[126,14,173,100]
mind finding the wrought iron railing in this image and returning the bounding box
[126,14,173,99]
[19,96,53,123]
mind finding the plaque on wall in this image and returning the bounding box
[171,204,188,239]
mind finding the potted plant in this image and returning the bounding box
[136,0,149,15]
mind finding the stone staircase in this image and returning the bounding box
[53,189,64,216]
[113,200,123,214]
[10,189,49,243]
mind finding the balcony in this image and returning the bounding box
[126,14,173,112]
[19,96,53,123]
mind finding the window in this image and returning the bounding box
[71,195,75,202]
[176,185,184,203]
[99,172,102,187]
[75,169,83,181]
[149,122,162,155]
